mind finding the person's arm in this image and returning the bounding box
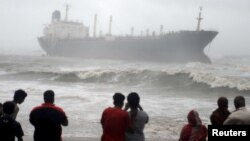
[179,125,191,141]
[138,104,143,111]
[125,112,134,134]
[14,121,24,141]
[124,103,130,111]
[61,112,68,126]
[17,137,23,141]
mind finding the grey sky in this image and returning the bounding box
[0,0,249,58]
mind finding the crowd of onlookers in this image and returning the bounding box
[1,89,250,141]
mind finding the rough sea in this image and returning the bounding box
[1,54,250,140]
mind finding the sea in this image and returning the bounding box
[1,53,250,140]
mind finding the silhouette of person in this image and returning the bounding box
[125,92,149,141]
[0,101,24,141]
[29,90,68,141]
[101,93,131,141]
[0,103,2,116]
[179,110,207,141]
[210,97,231,125]
[5,89,27,119]
[224,96,250,124]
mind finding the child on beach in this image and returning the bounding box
[0,101,24,141]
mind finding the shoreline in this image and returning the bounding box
[23,136,175,141]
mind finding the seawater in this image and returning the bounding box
[1,54,250,140]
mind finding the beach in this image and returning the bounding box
[23,136,173,141]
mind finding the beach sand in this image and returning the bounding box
[23,136,174,141]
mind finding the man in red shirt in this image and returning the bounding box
[101,93,131,141]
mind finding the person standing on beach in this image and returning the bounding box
[5,89,27,119]
[179,110,207,141]
[0,101,24,141]
[210,97,231,125]
[125,92,149,141]
[0,103,3,116]
[29,90,68,141]
[224,96,250,124]
[101,93,131,141]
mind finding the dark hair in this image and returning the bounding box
[113,93,125,106]
[44,90,55,103]
[217,97,228,109]
[14,89,27,100]
[3,101,15,115]
[127,92,140,108]
[234,96,245,109]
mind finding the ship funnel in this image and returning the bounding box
[196,7,203,31]
[108,16,112,36]
[51,10,61,22]
[93,14,97,38]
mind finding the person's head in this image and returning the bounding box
[13,89,27,104]
[234,96,245,109]
[127,92,140,109]
[113,93,125,108]
[44,90,55,104]
[3,101,15,115]
[0,103,3,112]
[187,110,201,126]
[217,97,228,109]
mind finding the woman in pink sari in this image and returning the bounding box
[179,110,207,141]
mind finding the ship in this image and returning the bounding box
[38,6,218,63]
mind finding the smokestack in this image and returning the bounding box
[131,27,134,36]
[65,4,69,21]
[93,14,97,38]
[109,16,112,36]
[146,29,149,36]
[160,25,163,36]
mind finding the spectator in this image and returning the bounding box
[29,90,68,141]
[6,89,27,119]
[179,110,207,141]
[210,97,231,125]
[0,103,2,116]
[224,96,250,124]
[125,92,149,141]
[101,93,131,141]
[0,101,24,141]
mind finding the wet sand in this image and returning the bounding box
[23,136,174,141]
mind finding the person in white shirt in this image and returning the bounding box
[224,96,250,125]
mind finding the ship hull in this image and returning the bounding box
[38,30,218,63]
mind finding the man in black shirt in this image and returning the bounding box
[29,90,68,141]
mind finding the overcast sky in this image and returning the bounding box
[0,0,249,58]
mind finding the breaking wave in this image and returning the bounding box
[1,68,250,94]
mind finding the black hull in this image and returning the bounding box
[38,30,218,63]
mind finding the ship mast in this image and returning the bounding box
[93,14,97,38]
[108,16,112,36]
[65,4,70,21]
[196,7,203,31]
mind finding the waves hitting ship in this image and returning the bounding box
[38,6,218,63]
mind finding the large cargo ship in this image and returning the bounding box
[38,6,218,63]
